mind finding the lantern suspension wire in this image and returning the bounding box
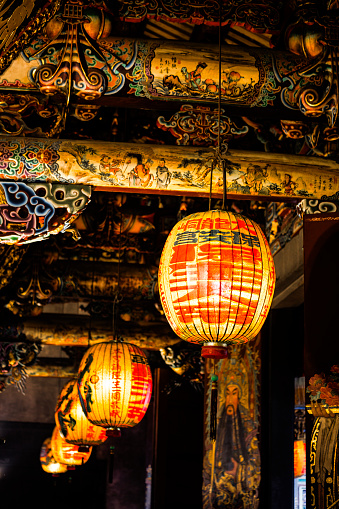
[112,215,123,342]
[209,4,224,506]
[88,253,97,347]
[209,0,228,212]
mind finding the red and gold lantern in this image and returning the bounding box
[55,379,107,450]
[77,341,152,436]
[51,426,92,468]
[40,437,67,475]
[158,210,275,358]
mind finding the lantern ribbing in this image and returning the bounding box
[158,209,275,356]
[40,437,67,475]
[55,378,107,447]
[50,426,92,468]
[77,341,152,436]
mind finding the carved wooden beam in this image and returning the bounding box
[26,360,77,378]
[0,137,338,201]
[115,0,283,33]
[1,22,331,122]
[23,316,179,350]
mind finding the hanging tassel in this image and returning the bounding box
[108,445,115,484]
[210,373,218,442]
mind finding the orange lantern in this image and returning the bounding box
[294,440,306,477]
[158,209,275,358]
[55,379,107,451]
[77,341,152,437]
[51,425,92,469]
[40,437,67,475]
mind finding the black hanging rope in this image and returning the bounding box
[112,215,123,342]
[209,0,228,212]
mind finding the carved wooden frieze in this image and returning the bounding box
[0,137,338,201]
[0,0,60,74]
[0,19,332,123]
[115,0,283,33]
[157,105,249,145]
[0,180,91,244]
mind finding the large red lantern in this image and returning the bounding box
[55,379,107,450]
[77,341,152,436]
[40,437,67,475]
[51,425,92,468]
[158,209,275,358]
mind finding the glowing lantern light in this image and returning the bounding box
[77,341,152,437]
[158,210,275,358]
[51,425,92,469]
[40,437,67,475]
[294,440,306,477]
[55,378,107,451]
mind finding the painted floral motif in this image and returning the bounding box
[0,140,66,181]
[0,181,91,245]
[307,366,339,406]
[0,143,14,161]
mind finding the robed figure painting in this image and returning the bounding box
[203,343,261,509]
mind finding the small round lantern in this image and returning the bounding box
[55,379,107,451]
[40,437,67,475]
[51,426,92,469]
[158,209,275,358]
[77,341,152,437]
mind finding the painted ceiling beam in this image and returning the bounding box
[0,136,338,201]
[0,5,331,123]
[23,317,179,351]
[26,360,77,378]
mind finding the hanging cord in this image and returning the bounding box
[108,207,123,484]
[209,0,228,212]
[209,360,218,506]
[210,359,218,441]
[87,252,96,347]
[112,208,123,342]
[209,4,224,506]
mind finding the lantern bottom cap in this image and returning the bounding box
[106,427,121,438]
[201,345,228,359]
[67,466,76,471]
[78,445,90,452]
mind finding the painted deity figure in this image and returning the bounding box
[244,164,269,194]
[203,347,260,509]
[281,173,297,195]
[181,62,208,91]
[156,158,171,189]
[214,382,260,506]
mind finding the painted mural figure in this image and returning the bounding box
[212,380,260,508]
[128,159,154,187]
[203,346,260,509]
[281,173,297,195]
[244,164,269,194]
[128,165,141,186]
[181,62,208,91]
[156,158,171,188]
[99,155,125,184]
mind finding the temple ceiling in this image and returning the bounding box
[0,0,338,387]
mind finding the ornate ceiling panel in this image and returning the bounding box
[114,0,284,33]
[0,0,61,74]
